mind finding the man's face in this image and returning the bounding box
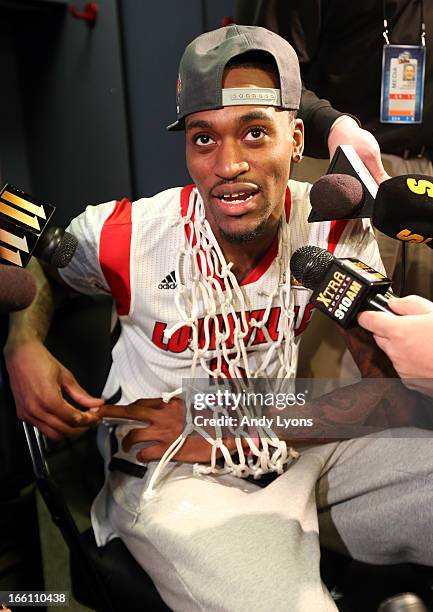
[404,64,415,80]
[185,65,303,245]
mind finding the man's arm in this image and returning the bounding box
[4,259,103,440]
[97,327,418,462]
[272,326,419,445]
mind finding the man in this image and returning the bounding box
[403,63,416,81]
[4,26,433,612]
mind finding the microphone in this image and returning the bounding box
[309,174,364,219]
[290,245,393,328]
[308,144,378,222]
[0,183,78,268]
[373,175,433,248]
[0,264,36,312]
[35,226,78,268]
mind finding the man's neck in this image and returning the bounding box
[215,223,279,284]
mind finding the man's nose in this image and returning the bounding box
[214,139,249,180]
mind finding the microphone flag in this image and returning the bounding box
[0,183,55,267]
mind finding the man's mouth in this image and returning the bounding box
[211,183,260,208]
[217,191,257,204]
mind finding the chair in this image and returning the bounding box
[23,422,170,612]
[2,294,170,612]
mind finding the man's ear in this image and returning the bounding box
[291,118,304,162]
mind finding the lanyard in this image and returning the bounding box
[383,0,426,46]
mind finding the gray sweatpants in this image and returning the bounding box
[94,427,433,612]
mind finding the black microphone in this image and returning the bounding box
[373,175,433,248]
[290,246,393,328]
[0,264,36,312]
[0,183,78,268]
[308,145,378,222]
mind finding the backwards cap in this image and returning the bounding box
[167,25,301,131]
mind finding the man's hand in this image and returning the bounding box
[358,295,433,397]
[4,340,103,440]
[328,116,390,185]
[100,397,238,463]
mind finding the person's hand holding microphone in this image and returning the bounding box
[358,295,433,397]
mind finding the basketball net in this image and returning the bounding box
[143,190,300,499]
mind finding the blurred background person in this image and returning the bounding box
[235,0,433,296]
[236,0,433,381]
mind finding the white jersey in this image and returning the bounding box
[59,181,381,487]
[59,180,383,540]
[60,180,381,398]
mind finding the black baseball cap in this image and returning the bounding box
[167,25,301,131]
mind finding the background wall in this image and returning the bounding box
[0,0,234,600]
[118,0,234,197]
[0,0,132,226]
[0,0,234,226]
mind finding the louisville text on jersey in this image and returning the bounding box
[151,304,314,354]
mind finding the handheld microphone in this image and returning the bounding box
[309,174,364,219]
[373,175,433,248]
[290,246,393,328]
[0,183,78,268]
[308,145,378,222]
[0,264,36,312]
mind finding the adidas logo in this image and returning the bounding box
[159,270,177,290]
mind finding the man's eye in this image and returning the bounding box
[194,134,216,146]
[245,127,266,141]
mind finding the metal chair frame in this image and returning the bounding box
[23,422,170,612]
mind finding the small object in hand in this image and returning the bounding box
[102,417,149,427]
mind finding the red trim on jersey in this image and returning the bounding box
[240,187,291,286]
[99,198,132,316]
[327,219,349,255]
[180,184,196,247]
[239,236,278,286]
[179,185,292,287]
[180,184,195,218]
[284,185,292,221]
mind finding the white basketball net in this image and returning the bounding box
[143,191,300,499]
